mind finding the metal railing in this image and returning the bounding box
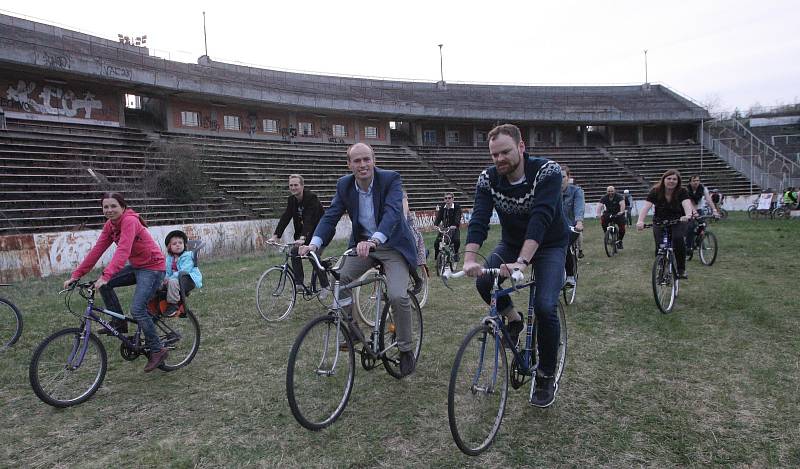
[702,130,796,193]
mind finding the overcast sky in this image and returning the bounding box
[3,0,798,113]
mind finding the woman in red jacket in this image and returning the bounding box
[63,192,168,372]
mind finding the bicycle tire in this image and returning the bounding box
[353,269,381,327]
[719,208,728,220]
[562,251,578,306]
[603,229,616,257]
[747,206,757,220]
[286,315,355,430]
[256,266,297,321]
[448,324,508,456]
[652,254,676,314]
[156,310,201,371]
[29,328,108,408]
[698,231,718,266]
[414,270,429,309]
[379,294,423,379]
[0,297,23,349]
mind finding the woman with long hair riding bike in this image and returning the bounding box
[636,170,695,279]
[62,192,168,372]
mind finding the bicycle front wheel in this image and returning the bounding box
[29,328,108,408]
[156,310,201,371]
[0,297,23,349]
[562,252,578,306]
[698,231,718,266]
[256,266,297,321]
[286,315,355,430]
[448,324,508,456]
[603,230,616,257]
[652,254,676,314]
[379,293,423,378]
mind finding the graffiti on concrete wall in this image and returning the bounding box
[5,80,105,119]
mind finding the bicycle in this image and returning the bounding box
[29,280,200,407]
[644,219,684,314]
[444,268,567,455]
[603,212,623,257]
[435,226,458,276]
[256,240,332,321]
[285,248,423,430]
[0,284,23,350]
[353,263,428,327]
[562,227,580,305]
[685,215,719,266]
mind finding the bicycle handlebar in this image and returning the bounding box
[444,269,524,282]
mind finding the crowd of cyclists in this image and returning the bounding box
[50,123,740,449]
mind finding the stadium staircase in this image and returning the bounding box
[0,120,245,235]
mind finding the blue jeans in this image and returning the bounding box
[475,242,566,376]
[100,266,166,352]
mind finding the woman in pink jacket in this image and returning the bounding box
[63,192,168,372]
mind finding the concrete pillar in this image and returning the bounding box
[444,125,449,147]
[415,123,423,146]
[555,127,561,147]
[608,126,615,146]
[472,124,478,147]
[637,125,644,145]
[527,127,536,147]
[581,125,588,146]
[666,125,672,144]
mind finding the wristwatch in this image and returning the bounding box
[368,238,381,246]
[516,257,530,266]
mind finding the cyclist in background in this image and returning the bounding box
[636,169,694,279]
[623,189,634,226]
[434,192,462,262]
[686,175,719,251]
[597,186,627,249]
[561,165,584,286]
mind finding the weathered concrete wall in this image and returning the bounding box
[0,217,352,283]
[0,196,758,282]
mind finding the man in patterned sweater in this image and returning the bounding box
[462,124,569,408]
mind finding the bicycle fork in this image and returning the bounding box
[472,322,501,395]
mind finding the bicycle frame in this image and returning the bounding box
[65,283,146,368]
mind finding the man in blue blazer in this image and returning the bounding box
[300,143,418,377]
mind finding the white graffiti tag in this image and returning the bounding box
[6,80,103,118]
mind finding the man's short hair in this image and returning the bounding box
[444,192,454,198]
[487,124,522,144]
[288,174,304,185]
[561,164,571,176]
[346,142,374,160]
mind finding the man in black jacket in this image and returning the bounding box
[269,174,325,290]
[434,192,462,262]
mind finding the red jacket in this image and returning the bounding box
[70,209,166,282]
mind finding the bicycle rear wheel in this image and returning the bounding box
[379,294,423,378]
[411,269,429,308]
[156,310,200,371]
[562,251,578,305]
[698,231,718,266]
[286,315,355,430]
[603,230,616,257]
[652,254,676,314]
[256,266,297,321]
[29,328,108,407]
[0,297,23,349]
[448,324,508,456]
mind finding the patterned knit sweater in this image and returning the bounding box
[466,154,569,249]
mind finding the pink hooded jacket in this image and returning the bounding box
[70,208,166,282]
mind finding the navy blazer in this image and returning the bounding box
[312,167,417,267]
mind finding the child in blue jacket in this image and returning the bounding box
[163,230,202,316]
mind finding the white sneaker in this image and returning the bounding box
[565,276,576,287]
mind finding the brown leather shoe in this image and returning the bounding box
[144,348,168,372]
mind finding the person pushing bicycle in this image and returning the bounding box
[461,124,569,408]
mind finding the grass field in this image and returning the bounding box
[2,214,799,467]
